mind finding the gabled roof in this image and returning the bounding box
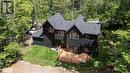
[47,13,101,35]
[83,22,100,35]
[74,16,101,35]
[64,20,75,31]
[48,13,67,30]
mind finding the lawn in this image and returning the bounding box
[22,45,113,73]
[23,45,58,66]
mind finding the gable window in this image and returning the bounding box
[69,32,79,40]
[48,27,54,33]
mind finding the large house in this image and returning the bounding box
[30,13,101,55]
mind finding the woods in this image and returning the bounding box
[0,0,130,73]
[30,0,130,28]
[0,0,130,39]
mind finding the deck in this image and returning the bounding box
[58,48,90,64]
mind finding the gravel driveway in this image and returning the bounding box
[2,61,78,73]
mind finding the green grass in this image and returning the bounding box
[23,45,58,66]
[22,45,112,73]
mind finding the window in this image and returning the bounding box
[55,31,64,40]
[85,35,94,39]
[48,27,54,33]
[69,32,79,40]
[56,31,64,36]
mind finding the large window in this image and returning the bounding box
[55,31,64,40]
[69,32,79,40]
[56,31,64,36]
[48,27,54,33]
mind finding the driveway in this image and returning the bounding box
[2,61,77,73]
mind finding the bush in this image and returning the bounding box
[0,53,7,69]
[0,42,21,69]
[113,52,130,73]
[98,30,130,72]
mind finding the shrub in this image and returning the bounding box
[0,53,7,69]
[0,42,21,68]
[113,52,130,73]
[98,30,130,72]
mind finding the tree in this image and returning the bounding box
[80,0,103,19]
[0,16,8,40]
[0,0,32,68]
[99,0,130,29]
[0,0,33,41]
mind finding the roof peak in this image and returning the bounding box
[55,12,62,15]
[76,15,85,20]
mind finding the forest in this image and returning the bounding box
[0,0,130,73]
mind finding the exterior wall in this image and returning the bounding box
[83,34,97,40]
[43,21,66,47]
[66,26,98,54]
[33,37,52,47]
[43,21,55,46]
[66,26,82,53]
[54,30,66,47]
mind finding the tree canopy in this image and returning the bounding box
[30,0,130,28]
[0,0,32,40]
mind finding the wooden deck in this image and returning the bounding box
[58,48,89,64]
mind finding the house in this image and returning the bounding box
[30,13,101,55]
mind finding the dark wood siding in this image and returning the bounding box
[54,30,66,47]
[33,37,52,47]
[83,34,97,40]
[66,25,82,47]
[43,21,55,46]
[66,25,98,54]
[43,21,66,47]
